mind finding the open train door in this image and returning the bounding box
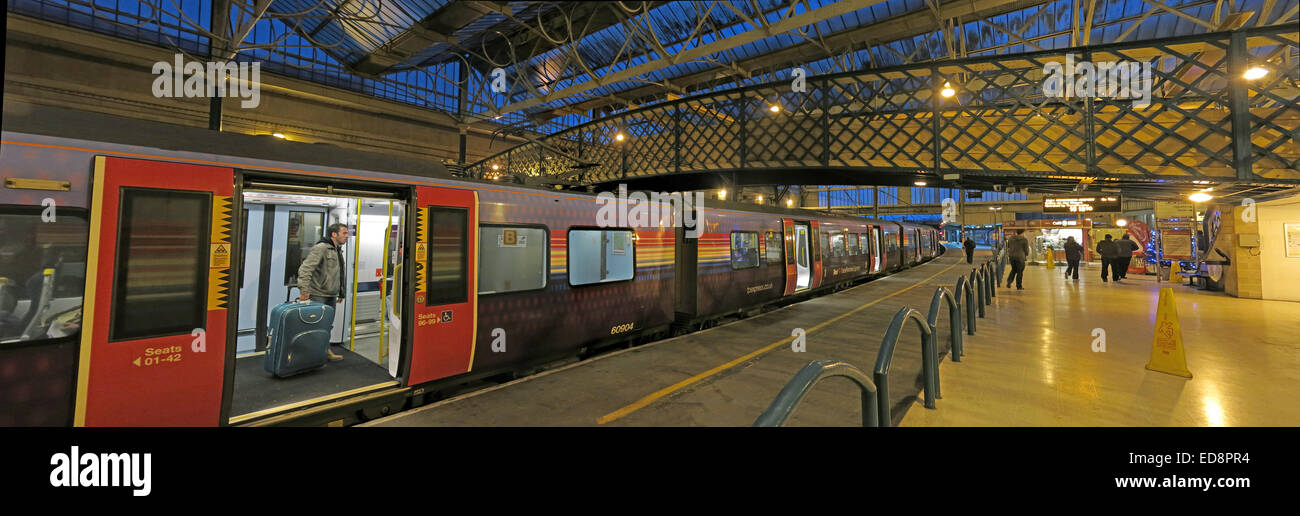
[407,186,478,385]
[76,156,233,426]
[809,220,823,289]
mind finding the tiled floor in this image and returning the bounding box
[900,262,1300,427]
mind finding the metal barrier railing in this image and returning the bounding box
[873,307,936,427]
[928,286,963,364]
[753,359,880,427]
[954,275,975,335]
[758,256,1005,427]
[985,261,996,299]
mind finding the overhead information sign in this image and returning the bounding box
[1043,195,1121,213]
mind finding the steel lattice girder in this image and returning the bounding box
[465,25,1300,195]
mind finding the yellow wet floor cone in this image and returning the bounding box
[1045,249,1055,269]
[1147,287,1193,378]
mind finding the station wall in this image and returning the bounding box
[1257,195,1300,302]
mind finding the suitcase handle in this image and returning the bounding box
[286,286,301,303]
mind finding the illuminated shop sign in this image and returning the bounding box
[1043,195,1121,213]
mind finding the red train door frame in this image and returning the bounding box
[75,156,233,426]
[407,186,478,385]
[866,224,876,273]
[781,218,796,295]
[809,220,823,289]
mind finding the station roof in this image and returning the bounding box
[11,0,1297,136]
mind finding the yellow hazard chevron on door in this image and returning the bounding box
[207,195,231,310]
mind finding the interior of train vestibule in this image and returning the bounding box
[231,189,406,421]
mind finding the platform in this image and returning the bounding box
[901,262,1300,427]
[366,250,994,427]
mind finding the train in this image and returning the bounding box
[0,103,941,427]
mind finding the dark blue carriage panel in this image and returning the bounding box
[694,211,785,319]
[470,190,675,372]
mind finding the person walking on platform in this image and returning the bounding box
[298,223,350,361]
[1118,234,1138,280]
[1096,234,1122,282]
[1063,235,1083,281]
[1005,229,1030,290]
[963,237,976,264]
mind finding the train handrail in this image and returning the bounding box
[928,286,963,364]
[753,359,880,427]
[873,306,936,427]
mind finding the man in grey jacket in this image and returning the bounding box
[298,223,349,361]
[1005,229,1031,290]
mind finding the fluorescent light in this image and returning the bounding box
[272,133,286,139]
[1189,192,1214,202]
[1244,67,1269,80]
[914,180,927,186]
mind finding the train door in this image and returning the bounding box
[227,187,405,424]
[872,227,883,272]
[76,156,232,426]
[793,223,811,292]
[407,186,478,385]
[809,221,823,289]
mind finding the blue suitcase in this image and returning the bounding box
[264,300,336,378]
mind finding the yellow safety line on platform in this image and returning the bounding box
[596,261,961,425]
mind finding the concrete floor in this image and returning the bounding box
[365,251,981,427]
[900,262,1300,427]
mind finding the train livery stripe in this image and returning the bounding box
[73,156,108,427]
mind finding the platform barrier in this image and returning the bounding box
[928,286,963,364]
[955,276,976,335]
[873,307,936,427]
[759,259,1000,427]
[753,359,880,427]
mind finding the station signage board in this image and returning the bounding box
[1043,195,1121,213]
[1154,201,1196,220]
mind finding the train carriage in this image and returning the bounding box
[0,104,941,427]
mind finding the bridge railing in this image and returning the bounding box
[467,25,1299,187]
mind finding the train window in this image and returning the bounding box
[568,228,635,286]
[829,233,846,257]
[730,232,759,270]
[765,231,782,265]
[846,233,860,255]
[0,209,89,344]
[479,225,547,294]
[284,210,325,286]
[860,234,870,256]
[110,189,210,341]
[819,232,829,259]
[426,207,468,305]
